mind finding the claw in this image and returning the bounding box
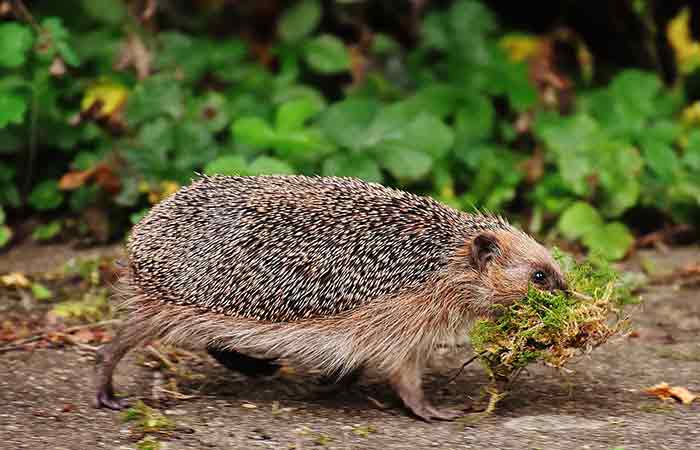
[95,388,129,410]
[406,401,462,422]
[426,405,463,421]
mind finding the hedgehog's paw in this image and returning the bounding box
[95,388,129,410]
[404,399,461,422]
[425,405,463,421]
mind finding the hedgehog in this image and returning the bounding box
[95,175,567,421]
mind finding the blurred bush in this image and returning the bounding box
[0,0,699,259]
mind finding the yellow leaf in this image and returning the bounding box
[81,79,129,119]
[681,101,700,127]
[500,34,540,62]
[1,272,30,288]
[148,181,180,204]
[160,181,180,198]
[667,8,700,75]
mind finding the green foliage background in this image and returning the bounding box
[1,0,699,259]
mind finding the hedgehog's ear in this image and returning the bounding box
[471,233,499,272]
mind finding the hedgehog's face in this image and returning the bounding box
[469,230,568,314]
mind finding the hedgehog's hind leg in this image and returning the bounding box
[206,347,281,377]
[94,319,155,410]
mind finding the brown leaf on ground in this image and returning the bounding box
[644,382,697,405]
[71,328,99,344]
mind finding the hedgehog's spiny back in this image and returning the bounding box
[128,175,510,322]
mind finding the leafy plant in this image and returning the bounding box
[0,0,697,259]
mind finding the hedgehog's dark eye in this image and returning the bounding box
[532,270,547,285]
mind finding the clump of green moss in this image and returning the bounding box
[468,250,636,409]
[121,400,175,434]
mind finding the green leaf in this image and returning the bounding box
[138,117,174,154]
[585,70,663,140]
[320,98,380,151]
[71,152,101,171]
[279,0,321,42]
[365,106,454,159]
[80,0,126,25]
[322,153,383,183]
[232,117,276,148]
[378,148,433,181]
[30,282,53,301]
[640,139,679,182]
[361,102,417,149]
[32,220,62,241]
[204,155,248,176]
[403,84,462,118]
[583,222,635,261]
[304,35,350,74]
[28,180,64,211]
[273,128,333,160]
[173,120,215,171]
[421,12,449,50]
[597,144,643,217]
[130,209,149,225]
[190,91,229,133]
[0,206,5,224]
[248,156,295,175]
[684,130,700,171]
[454,94,494,142]
[389,113,454,159]
[276,98,324,132]
[0,23,34,68]
[609,70,661,113]
[448,0,497,41]
[0,93,27,128]
[41,18,80,66]
[535,113,602,195]
[371,33,400,55]
[127,76,184,125]
[157,32,210,81]
[557,202,603,241]
[0,225,11,247]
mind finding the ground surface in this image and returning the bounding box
[0,242,698,450]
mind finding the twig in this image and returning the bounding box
[0,319,119,353]
[154,387,197,400]
[11,0,41,33]
[145,344,178,372]
[446,352,485,385]
[570,290,594,301]
[56,332,99,351]
[637,224,692,248]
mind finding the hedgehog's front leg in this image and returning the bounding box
[389,360,462,422]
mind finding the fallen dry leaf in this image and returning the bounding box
[71,328,98,344]
[59,169,94,190]
[644,382,697,405]
[1,272,30,288]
